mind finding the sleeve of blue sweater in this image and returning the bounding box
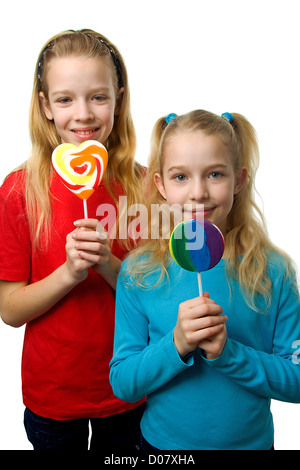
[203,269,300,403]
[109,274,194,402]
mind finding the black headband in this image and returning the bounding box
[37,36,123,89]
[37,42,54,81]
[97,37,123,88]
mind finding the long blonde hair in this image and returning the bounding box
[126,109,294,311]
[12,29,144,250]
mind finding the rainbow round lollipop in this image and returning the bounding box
[52,140,108,218]
[169,219,224,295]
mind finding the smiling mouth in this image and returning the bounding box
[72,128,99,136]
[189,207,215,218]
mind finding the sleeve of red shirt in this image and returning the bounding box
[0,172,31,281]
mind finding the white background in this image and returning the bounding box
[0,0,299,450]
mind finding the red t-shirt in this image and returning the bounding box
[0,171,143,420]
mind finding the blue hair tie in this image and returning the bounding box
[221,112,234,123]
[165,113,177,124]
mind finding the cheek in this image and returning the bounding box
[215,183,235,206]
[165,186,187,206]
[102,105,115,121]
[51,109,69,128]
[101,107,116,131]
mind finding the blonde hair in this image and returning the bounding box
[126,109,294,311]
[11,29,144,250]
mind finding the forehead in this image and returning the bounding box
[45,56,115,90]
[163,131,232,164]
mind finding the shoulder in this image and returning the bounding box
[266,249,298,294]
[0,170,26,199]
[266,250,293,276]
[0,171,27,218]
[118,253,149,285]
[118,251,168,290]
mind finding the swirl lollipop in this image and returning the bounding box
[169,219,224,296]
[52,140,108,218]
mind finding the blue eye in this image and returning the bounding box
[57,97,71,104]
[93,95,107,101]
[174,174,187,182]
[209,172,222,179]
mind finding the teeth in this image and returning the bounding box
[74,129,95,135]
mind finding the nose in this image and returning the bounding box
[74,100,94,121]
[189,177,209,201]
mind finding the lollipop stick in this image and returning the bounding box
[83,199,88,219]
[197,272,203,297]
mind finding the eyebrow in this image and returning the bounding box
[50,86,111,97]
[167,165,188,173]
[167,163,228,173]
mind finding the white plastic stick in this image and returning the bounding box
[83,199,88,219]
[197,272,203,297]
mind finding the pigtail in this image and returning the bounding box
[230,113,259,179]
[225,112,263,241]
[224,113,293,311]
[149,117,170,171]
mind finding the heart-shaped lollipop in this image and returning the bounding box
[51,140,108,218]
[169,219,224,295]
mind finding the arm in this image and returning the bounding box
[110,274,226,402]
[0,225,94,327]
[0,218,122,327]
[0,265,81,327]
[203,337,300,403]
[93,254,121,290]
[109,276,192,403]
[203,270,300,403]
[0,177,120,325]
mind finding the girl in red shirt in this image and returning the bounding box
[0,29,145,451]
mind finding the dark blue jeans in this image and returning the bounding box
[24,404,145,451]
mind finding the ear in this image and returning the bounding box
[39,92,53,120]
[234,167,248,195]
[114,87,124,116]
[154,173,167,199]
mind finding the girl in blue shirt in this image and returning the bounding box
[110,110,300,450]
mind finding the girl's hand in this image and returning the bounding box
[72,219,111,267]
[174,293,227,359]
[198,319,227,360]
[70,219,121,289]
[65,219,110,284]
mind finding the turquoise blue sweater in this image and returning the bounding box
[110,254,300,450]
